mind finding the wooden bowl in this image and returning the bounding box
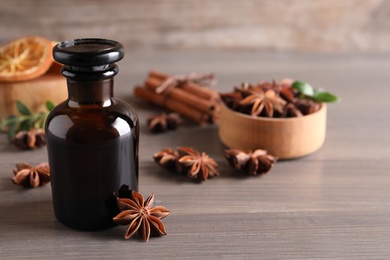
[218,101,327,159]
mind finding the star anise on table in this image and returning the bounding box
[153,148,179,171]
[147,112,182,133]
[12,162,50,188]
[113,190,170,241]
[12,129,46,150]
[177,147,219,181]
[239,87,287,117]
[224,149,277,175]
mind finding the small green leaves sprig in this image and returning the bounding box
[0,100,54,142]
[292,81,339,103]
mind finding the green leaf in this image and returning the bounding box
[313,88,324,95]
[34,113,46,129]
[46,101,55,111]
[19,119,32,131]
[6,115,17,142]
[313,92,339,103]
[292,81,315,97]
[16,100,32,115]
[34,119,43,129]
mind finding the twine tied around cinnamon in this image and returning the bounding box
[155,72,217,94]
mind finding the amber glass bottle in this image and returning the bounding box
[45,38,139,230]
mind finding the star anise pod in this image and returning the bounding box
[12,162,50,188]
[258,79,278,91]
[224,149,276,175]
[239,87,286,117]
[177,147,219,181]
[279,86,298,103]
[294,99,321,115]
[147,112,182,133]
[284,103,303,117]
[220,91,243,111]
[12,128,46,150]
[153,148,179,171]
[113,190,170,241]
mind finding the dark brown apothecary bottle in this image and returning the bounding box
[45,38,139,230]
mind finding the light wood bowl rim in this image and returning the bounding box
[220,100,325,122]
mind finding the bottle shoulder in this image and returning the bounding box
[46,99,138,121]
[45,99,139,141]
[109,98,139,123]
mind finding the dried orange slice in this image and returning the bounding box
[0,36,53,82]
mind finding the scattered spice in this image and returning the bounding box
[12,162,50,188]
[147,112,182,133]
[113,190,170,241]
[177,147,219,181]
[224,149,277,175]
[153,147,219,182]
[153,148,179,171]
[12,128,46,150]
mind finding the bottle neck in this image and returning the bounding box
[67,77,114,107]
[61,64,118,107]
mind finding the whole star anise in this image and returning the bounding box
[284,103,303,117]
[113,190,170,241]
[220,91,243,111]
[12,162,50,188]
[13,129,46,150]
[224,149,276,175]
[294,99,321,115]
[147,113,182,133]
[239,87,286,117]
[177,147,219,181]
[153,148,179,171]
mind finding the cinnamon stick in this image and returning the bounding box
[134,87,210,125]
[148,70,219,101]
[184,82,220,102]
[145,77,215,114]
[134,86,165,106]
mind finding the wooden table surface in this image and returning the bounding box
[1,51,389,259]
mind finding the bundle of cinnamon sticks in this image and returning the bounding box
[134,71,220,125]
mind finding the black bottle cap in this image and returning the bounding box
[53,38,124,67]
[53,38,124,79]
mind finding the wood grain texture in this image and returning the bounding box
[219,102,327,159]
[0,0,390,52]
[0,64,67,117]
[1,51,390,259]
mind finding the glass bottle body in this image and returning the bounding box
[46,77,139,230]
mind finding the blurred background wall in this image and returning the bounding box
[0,0,388,52]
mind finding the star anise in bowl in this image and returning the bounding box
[113,190,170,241]
[224,149,277,175]
[220,79,337,118]
[239,87,286,117]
